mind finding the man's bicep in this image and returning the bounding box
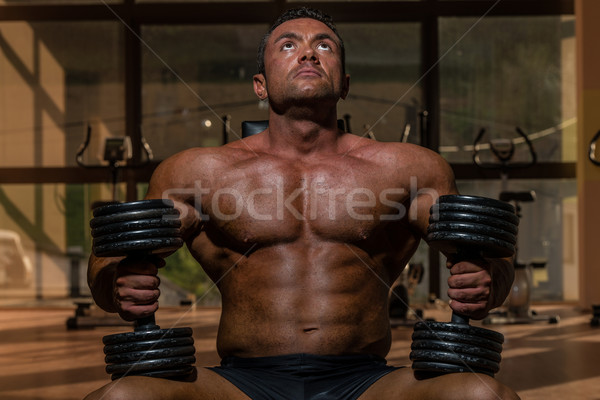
[144,156,206,239]
[407,150,458,237]
[408,192,438,238]
[144,155,180,200]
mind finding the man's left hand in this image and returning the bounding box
[446,259,494,320]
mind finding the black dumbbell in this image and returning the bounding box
[410,195,518,379]
[90,199,197,381]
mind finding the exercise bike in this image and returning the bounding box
[75,124,154,202]
[473,126,559,325]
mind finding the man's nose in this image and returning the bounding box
[299,47,319,64]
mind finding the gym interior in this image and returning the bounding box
[1,0,599,399]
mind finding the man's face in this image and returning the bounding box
[254,18,350,110]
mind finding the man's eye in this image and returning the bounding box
[282,42,295,50]
[317,43,331,51]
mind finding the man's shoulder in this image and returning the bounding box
[161,143,256,170]
[347,136,442,165]
[347,137,455,187]
[148,144,258,189]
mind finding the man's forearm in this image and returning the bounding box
[87,254,122,313]
[488,257,515,311]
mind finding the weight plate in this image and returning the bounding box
[410,349,500,374]
[430,211,518,235]
[93,199,174,217]
[91,208,179,228]
[411,360,495,377]
[413,321,504,345]
[105,345,196,364]
[103,327,193,345]
[104,336,195,355]
[427,221,516,245]
[411,329,503,353]
[426,231,515,258]
[432,203,519,226]
[411,339,501,363]
[93,237,184,257]
[106,355,196,374]
[92,218,181,237]
[93,228,181,247]
[438,195,514,213]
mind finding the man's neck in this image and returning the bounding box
[266,111,343,157]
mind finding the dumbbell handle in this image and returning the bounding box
[135,314,160,331]
[451,312,470,325]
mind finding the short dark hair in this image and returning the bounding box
[256,7,345,77]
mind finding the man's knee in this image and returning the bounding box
[462,374,520,400]
[83,378,139,400]
[420,373,520,400]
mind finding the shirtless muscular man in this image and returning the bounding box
[85,7,519,400]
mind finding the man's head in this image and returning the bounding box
[257,7,346,77]
[253,7,350,112]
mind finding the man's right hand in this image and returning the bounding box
[113,256,165,321]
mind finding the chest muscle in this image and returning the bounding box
[199,158,408,245]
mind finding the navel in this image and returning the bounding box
[303,327,319,334]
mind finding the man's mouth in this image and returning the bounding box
[294,68,322,78]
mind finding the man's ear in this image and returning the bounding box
[253,74,268,100]
[340,74,350,100]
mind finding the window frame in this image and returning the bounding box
[0,0,576,296]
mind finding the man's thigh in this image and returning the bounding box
[359,367,520,400]
[83,368,250,400]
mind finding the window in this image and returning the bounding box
[339,23,422,143]
[0,21,124,168]
[439,16,576,163]
[0,1,577,302]
[141,24,267,157]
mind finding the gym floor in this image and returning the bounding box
[0,303,598,400]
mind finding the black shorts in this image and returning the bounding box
[208,353,400,400]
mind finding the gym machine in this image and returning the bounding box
[76,124,154,201]
[473,127,559,325]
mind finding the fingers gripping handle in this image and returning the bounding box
[448,248,481,326]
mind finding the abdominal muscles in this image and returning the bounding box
[214,242,393,359]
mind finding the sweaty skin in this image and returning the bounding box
[154,133,454,359]
[85,17,518,400]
